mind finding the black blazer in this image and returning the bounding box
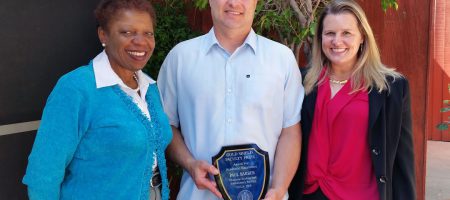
[288,77,416,200]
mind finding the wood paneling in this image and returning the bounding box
[427,0,450,142]
[186,5,212,33]
[358,1,429,199]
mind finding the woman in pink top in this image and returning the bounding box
[288,0,415,200]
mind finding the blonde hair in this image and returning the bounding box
[304,0,401,94]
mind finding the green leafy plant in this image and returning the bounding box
[437,84,450,131]
[252,0,330,63]
[381,0,398,11]
[193,0,398,64]
[144,0,201,79]
[193,0,329,63]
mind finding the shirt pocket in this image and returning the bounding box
[241,73,279,109]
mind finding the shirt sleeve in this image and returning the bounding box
[157,50,180,128]
[22,76,84,200]
[282,53,305,128]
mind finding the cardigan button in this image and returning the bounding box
[372,148,380,156]
[379,176,387,183]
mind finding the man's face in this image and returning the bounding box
[209,0,258,32]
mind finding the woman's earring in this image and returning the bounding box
[359,43,363,52]
[102,43,106,47]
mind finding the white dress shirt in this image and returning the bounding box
[158,28,305,200]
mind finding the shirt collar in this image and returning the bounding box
[244,29,257,53]
[204,28,257,55]
[92,50,155,89]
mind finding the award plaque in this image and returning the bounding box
[212,144,269,200]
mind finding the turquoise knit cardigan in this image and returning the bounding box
[23,62,172,200]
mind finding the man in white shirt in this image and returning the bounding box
[157,0,304,199]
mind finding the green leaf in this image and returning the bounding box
[381,0,398,12]
[381,0,387,11]
[255,1,264,15]
[194,0,208,9]
[437,123,449,131]
[309,21,317,36]
[441,107,450,112]
[393,2,399,10]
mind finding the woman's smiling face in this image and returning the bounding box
[321,12,364,70]
[98,9,155,72]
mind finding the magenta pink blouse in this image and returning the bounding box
[303,76,379,200]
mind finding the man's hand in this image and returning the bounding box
[167,127,223,198]
[262,188,284,200]
[187,159,222,198]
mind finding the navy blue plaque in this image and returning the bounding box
[212,144,269,200]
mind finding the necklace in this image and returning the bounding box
[329,78,348,85]
[132,72,140,93]
[132,72,139,83]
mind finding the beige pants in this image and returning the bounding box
[149,186,161,200]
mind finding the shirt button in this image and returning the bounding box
[379,176,387,183]
[372,148,380,156]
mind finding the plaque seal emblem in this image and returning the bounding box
[237,190,253,200]
[212,143,269,200]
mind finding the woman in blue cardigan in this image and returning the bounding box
[22,0,172,199]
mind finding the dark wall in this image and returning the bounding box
[0,132,36,200]
[0,0,102,125]
[0,0,101,199]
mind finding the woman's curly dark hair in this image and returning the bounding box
[94,0,156,31]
